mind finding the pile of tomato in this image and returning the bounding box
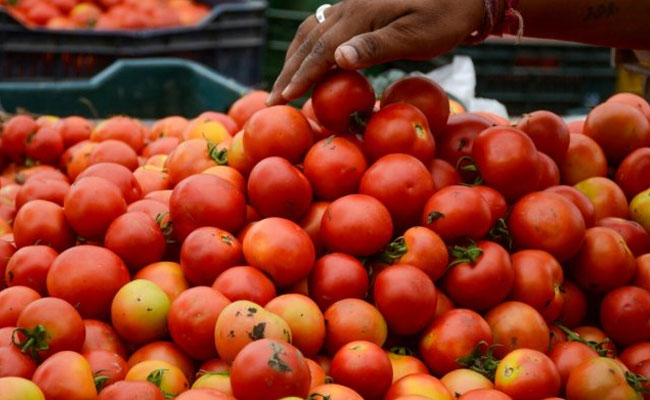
[1,0,210,30]
[1,69,650,400]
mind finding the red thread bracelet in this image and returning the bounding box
[465,0,524,44]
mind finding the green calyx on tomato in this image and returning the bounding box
[11,324,49,362]
[146,368,175,399]
[456,156,485,186]
[93,374,110,391]
[556,324,611,357]
[155,212,175,244]
[487,218,513,251]
[309,394,333,400]
[625,371,650,394]
[456,340,501,380]
[349,111,369,134]
[378,237,408,264]
[426,211,445,224]
[207,141,228,165]
[390,346,415,356]
[448,241,484,267]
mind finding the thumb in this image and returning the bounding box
[334,26,402,70]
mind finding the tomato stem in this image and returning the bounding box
[389,346,415,356]
[448,241,484,267]
[626,371,650,393]
[207,141,228,165]
[487,218,513,251]
[556,324,611,357]
[11,324,49,362]
[378,236,408,264]
[147,369,175,399]
[456,341,501,380]
[93,375,110,391]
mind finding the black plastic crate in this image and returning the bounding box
[0,0,267,86]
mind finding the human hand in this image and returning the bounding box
[266,0,486,106]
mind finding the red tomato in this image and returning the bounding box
[566,357,642,400]
[544,185,596,228]
[440,368,494,397]
[15,297,85,360]
[516,111,570,162]
[13,200,75,252]
[168,286,230,360]
[104,211,166,271]
[15,178,70,210]
[308,253,369,310]
[622,342,650,369]
[0,239,15,288]
[176,389,236,400]
[438,113,494,167]
[169,174,246,241]
[91,116,145,152]
[5,246,57,295]
[179,227,242,286]
[573,326,618,358]
[476,186,508,225]
[509,192,585,262]
[597,217,650,257]
[383,226,448,282]
[374,264,436,335]
[97,381,164,400]
[212,266,276,305]
[443,241,514,311]
[321,194,393,256]
[0,343,36,379]
[243,218,315,287]
[330,341,393,400]
[559,133,608,185]
[384,373,453,400]
[419,309,493,377]
[381,76,450,136]
[299,201,329,255]
[25,126,64,165]
[485,301,550,359]
[0,286,39,328]
[567,119,585,133]
[494,349,561,400]
[548,341,599,390]
[88,139,139,171]
[575,177,629,221]
[165,139,222,186]
[617,148,650,199]
[607,93,650,122]
[55,116,93,148]
[265,294,326,357]
[421,185,491,243]
[632,360,650,400]
[149,115,188,141]
[31,351,97,400]
[324,299,387,355]
[242,105,313,164]
[83,349,128,390]
[601,286,650,347]
[227,90,268,129]
[312,69,375,133]
[125,359,189,397]
[584,101,650,163]
[1,115,37,161]
[472,127,541,201]
[247,157,312,220]
[537,152,561,190]
[134,262,189,302]
[429,158,462,190]
[364,103,436,163]
[230,339,310,400]
[81,319,127,359]
[303,136,368,200]
[127,198,169,221]
[77,162,142,204]
[434,291,456,320]
[128,341,196,383]
[142,137,180,158]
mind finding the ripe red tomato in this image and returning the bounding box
[127,341,196,383]
[308,253,369,310]
[575,177,629,221]
[566,357,642,400]
[1,115,38,161]
[443,241,514,311]
[180,227,243,286]
[312,69,375,133]
[537,152,561,190]
[13,200,74,252]
[230,339,311,400]
[472,127,541,201]
[97,381,164,400]
[228,90,269,129]
[494,349,561,400]
[5,245,57,295]
[303,136,368,200]
[607,92,650,122]
[475,186,508,225]
[548,341,598,390]
[91,116,145,153]
[55,116,93,148]
[421,185,491,243]
[622,342,650,370]
[87,139,139,171]
[0,286,40,328]
[243,217,315,287]
[617,148,650,200]
[438,113,494,167]
[364,103,436,163]
[169,174,246,241]
[559,133,608,185]
[330,340,393,400]
[142,137,180,158]
[77,162,143,204]
[247,157,313,220]
[104,211,166,271]
[374,264,437,335]
[81,319,127,359]
[584,101,650,163]
[429,159,461,191]
[31,351,97,400]
[299,201,330,255]
[324,299,387,355]
[149,115,188,140]
[600,286,650,347]
[0,343,36,379]
[509,192,586,262]
[383,226,448,282]
[544,185,596,228]
[516,111,570,162]
[632,360,650,400]
[25,126,64,165]
[165,139,222,186]
[574,326,618,358]
[419,309,493,377]
[168,286,230,360]
[381,76,450,136]
[83,349,128,390]
[360,154,435,230]
[15,178,70,210]
[485,301,550,359]
[212,266,277,306]
[321,194,393,256]
[15,297,85,359]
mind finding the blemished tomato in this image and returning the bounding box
[308,253,369,310]
[544,185,596,228]
[364,103,436,164]
[600,286,650,347]
[360,154,435,230]
[559,133,608,185]
[458,389,513,400]
[443,241,514,311]
[247,157,313,220]
[620,342,650,370]
[509,191,586,262]
[81,319,127,359]
[214,300,291,363]
[77,162,142,204]
[472,126,541,201]
[303,136,367,200]
[243,105,313,164]
[165,139,222,186]
[5,245,57,295]
[437,113,494,168]
[537,152,561,190]
[566,357,642,400]
[134,261,190,302]
[265,294,326,357]
[516,111,570,162]
[0,286,40,328]
[1,115,38,161]
[126,360,189,397]
[570,227,636,293]
[548,341,599,390]
[324,299,387,355]
[96,380,164,400]
[330,341,393,400]
[230,339,310,400]
[168,286,230,361]
[384,373,454,400]
[616,148,650,199]
[0,343,36,379]
[15,178,69,210]
[494,349,561,400]
[179,227,243,286]
[227,90,268,129]
[300,201,330,255]
[575,177,629,221]
[312,69,375,134]
[381,76,450,136]
[31,351,97,400]
[387,351,429,384]
[13,200,75,252]
[111,279,170,344]
[169,174,246,241]
[584,101,650,163]
[429,159,462,191]
[421,185,492,243]
[83,349,128,390]
[128,341,196,383]
[0,377,45,400]
[374,264,437,335]
[321,194,393,256]
[420,308,493,377]
[46,245,130,319]
[485,301,550,359]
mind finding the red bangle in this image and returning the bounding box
[465,0,524,44]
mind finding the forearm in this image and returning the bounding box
[518,0,650,49]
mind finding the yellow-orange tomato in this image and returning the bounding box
[0,377,45,400]
[134,262,190,302]
[574,177,629,220]
[384,373,454,400]
[111,279,170,344]
[307,359,327,389]
[183,120,231,143]
[228,131,255,177]
[66,141,98,180]
[146,154,169,169]
[309,384,364,400]
[126,360,189,397]
[495,349,560,399]
[387,351,429,383]
[265,294,325,357]
[202,166,247,196]
[191,371,233,396]
[441,369,494,398]
[127,341,196,383]
[630,188,650,234]
[166,139,224,186]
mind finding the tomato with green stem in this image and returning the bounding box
[128,341,196,384]
[548,340,599,391]
[82,349,128,391]
[126,360,189,398]
[31,351,98,400]
[379,226,448,282]
[566,357,644,400]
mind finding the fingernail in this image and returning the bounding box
[265,92,277,106]
[336,45,359,66]
[281,84,296,101]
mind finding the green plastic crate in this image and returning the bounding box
[0,58,249,119]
